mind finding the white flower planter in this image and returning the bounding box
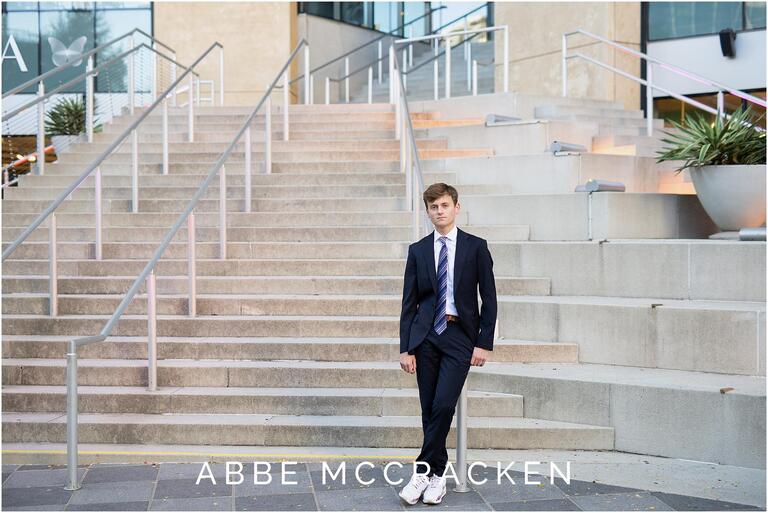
[689,164,766,231]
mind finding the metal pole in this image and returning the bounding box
[219,45,225,106]
[86,56,94,143]
[345,57,350,103]
[37,81,45,176]
[562,34,567,97]
[434,40,439,101]
[408,27,414,66]
[194,76,200,106]
[49,213,57,316]
[453,385,470,492]
[94,167,102,260]
[3,170,9,187]
[265,94,272,174]
[309,73,314,105]
[368,66,373,104]
[411,167,418,241]
[405,132,412,210]
[717,90,725,122]
[325,77,330,105]
[473,60,478,96]
[171,52,177,107]
[463,17,469,60]
[187,212,196,317]
[162,98,169,175]
[219,164,227,259]
[128,35,135,115]
[304,45,311,105]
[402,49,408,90]
[503,26,509,93]
[467,43,472,91]
[378,40,383,84]
[394,71,401,140]
[244,126,252,212]
[283,71,289,141]
[131,129,138,213]
[646,63,654,137]
[146,269,157,392]
[188,74,194,142]
[151,41,157,103]
[445,38,451,99]
[64,340,80,491]
[389,45,395,104]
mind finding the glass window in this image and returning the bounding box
[649,2,744,40]
[745,2,767,29]
[404,1,428,37]
[40,9,95,93]
[95,9,152,93]
[373,2,395,33]
[39,3,95,11]
[4,3,40,11]
[654,90,766,129]
[2,11,40,92]
[301,2,334,20]
[340,2,365,26]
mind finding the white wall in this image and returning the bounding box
[647,30,766,97]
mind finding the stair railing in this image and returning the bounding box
[562,28,767,136]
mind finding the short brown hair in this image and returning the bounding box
[423,183,458,208]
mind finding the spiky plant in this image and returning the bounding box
[656,106,766,175]
[45,97,99,136]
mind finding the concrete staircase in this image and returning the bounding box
[2,95,764,470]
[1,102,612,456]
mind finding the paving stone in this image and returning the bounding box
[2,485,73,508]
[83,464,159,484]
[68,480,155,505]
[570,491,674,511]
[650,491,765,511]
[150,495,233,510]
[157,462,229,481]
[490,497,582,511]
[154,477,231,500]
[552,477,643,496]
[235,492,317,511]
[315,485,404,511]
[3,468,86,489]
[408,489,487,510]
[66,500,150,511]
[310,465,388,491]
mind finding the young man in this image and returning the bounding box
[397,183,497,505]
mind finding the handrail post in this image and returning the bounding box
[94,167,102,260]
[378,40,383,84]
[49,213,58,316]
[304,45,311,105]
[453,384,470,492]
[64,340,80,491]
[187,212,196,317]
[188,74,194,142]
[219,164,227,259]
[265,93,272,174]
[717,90,725,122]
[194,76,200,106]
[345,57,350,103]
[368,66,373,104]
[503,26,509,93]
[445,37,451,99]
[37,81,45,176]
[389,45,395,104]
[219,45,225,106]
[151,41,158,103]
[433,40,439,101]
[309,73,314,105]
[463,17,470,60]
[86,56,94,143]
[282,71,289,141]
[146,269,157,392]
[128,34,135,115]
[394,71,401,140]
[402,49,408,90]
[244,125,252,212]
[467,42,472,91]
[561,33,567,97]
[405,126,412,211]
[646,63,654,137]
[171,52,178,107]
[131,129,139,213]
[472,60,478,96]
[162,97,169,175]
[325,77,330,105]
[408,27,414,66]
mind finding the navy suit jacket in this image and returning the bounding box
[399,227,497,355]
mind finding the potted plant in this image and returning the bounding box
[656,106,766,232]
[45,96,101,154]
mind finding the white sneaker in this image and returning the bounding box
[399,472,430,505]
[422,473,447,504]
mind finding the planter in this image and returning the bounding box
[689,164,766,231]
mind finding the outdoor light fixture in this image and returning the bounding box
[575,179,626,192]
[739,227,766,241]
[485,114,522,126]
[550,140,588,153]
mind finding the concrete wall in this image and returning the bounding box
[493,2,641,109]
[153,2,295,106]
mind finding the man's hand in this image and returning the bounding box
[470,347,489,367]
[400,352,416,374]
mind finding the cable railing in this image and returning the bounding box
[53,38,307,492]
[562,28,767,136]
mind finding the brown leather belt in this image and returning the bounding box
[445,314,460,323]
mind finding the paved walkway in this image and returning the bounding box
[2,448,765,511]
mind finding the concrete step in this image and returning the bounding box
[1,385,524,417]
[1,335,578,363]
[1,274,540,295]
[0,411,614,449]
[534,105,645,120]
[497,295,766,376]
[40,160,411,174]
[91,128,414,142]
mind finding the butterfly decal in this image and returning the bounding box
[48,36,87,67]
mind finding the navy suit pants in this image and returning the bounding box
[413,321,474,477]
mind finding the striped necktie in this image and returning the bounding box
[434,236,448,335]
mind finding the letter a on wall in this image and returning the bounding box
[2,35,29,73]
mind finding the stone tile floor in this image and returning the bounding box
[2,462,764,511]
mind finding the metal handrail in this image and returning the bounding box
[403,31,483,76]
[2,42,223,263]
[430,2,489,35]
[59,39,306,491]
[289,7,444,85]
[3,28,176,98]
[3,43,198,121]
[563,28,766,135]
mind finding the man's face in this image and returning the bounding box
[426,193,460,231]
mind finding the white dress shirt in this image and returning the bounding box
[433,225,458,316]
